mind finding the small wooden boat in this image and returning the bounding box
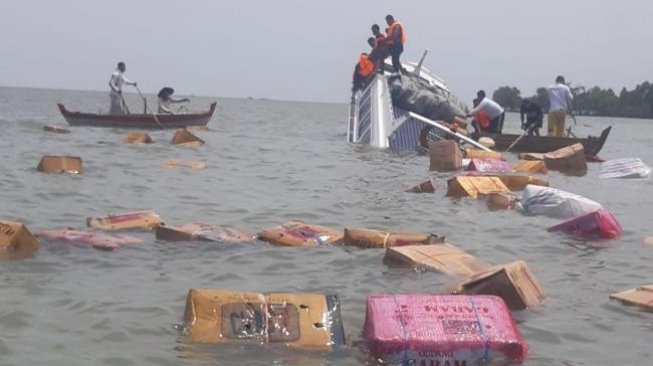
[480,126,611,156]
[57,102,217,129]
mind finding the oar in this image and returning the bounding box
[134,85,164,129]
[119,93,131,114]
[505,131,527,152]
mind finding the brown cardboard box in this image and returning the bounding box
[155,223,252,242]
[513,160,549,174]
[37,156,83,174]
[451,116,468,129]
[123,132,153,144]
[544,143,587,173]
[453,260,545,310]
[183,289,345,349]
[464,148,503,160]
[162,160,207,170]
[0,220,40,259]
[518,153,545,161]
[257,221,343,247]
[446,176,509,198]
[384,243,490,277]
[406,177,437,193]
[429,140,462,171]
[610,285,653,310]
[489,175,549,191]
[343,228,444,249]
[87,210,163,231]
[171,128,205,145]
[487,193,518,210]
[43,125,70,134]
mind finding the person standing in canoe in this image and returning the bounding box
[108,62,137,115]
[157,87,190,114]
[384,14,406,74]
[546,75,574,137]
[520,99,544,136]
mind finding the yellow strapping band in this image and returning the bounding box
[382,232,391,248]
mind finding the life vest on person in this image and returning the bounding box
[474,110,491,129]
[358,53,375,77]
[385,21,406,45]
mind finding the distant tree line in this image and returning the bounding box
[490,82,653,119]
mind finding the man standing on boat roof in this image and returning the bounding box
[384,15,406,74]
[108,62,137,115]
[546,75,574,137]
[370,24,389,73]
[467,90,505,134]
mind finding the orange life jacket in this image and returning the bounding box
[474,110,491,129]
[358,53,375,77]
[385,21,406,45]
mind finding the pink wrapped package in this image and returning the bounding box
[363,295,528,365]
[466,158,513,174]
[547,209,622,239]
[36,229,142,250]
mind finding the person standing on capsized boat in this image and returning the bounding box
[108,62,137,115]
[467,90,505,134]
[371,24,389,73]
[547,75,574,137]
[157,87,190,114]
[384,14,406,74]
[520,99,544,136]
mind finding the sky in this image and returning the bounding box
[1,0,652,104]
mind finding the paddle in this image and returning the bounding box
[119,93,131,114]
[134,85,164,129]
[505,131,527,152]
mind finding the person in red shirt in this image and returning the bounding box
[370,24,389,73]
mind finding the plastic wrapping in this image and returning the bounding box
[363,294,528,365]
[599,158,652,179]
[520,184,602,219]
[36,228,141,250]
[547,210,622,239]
[466,158,513,174]
[156,223,253,242]
[388,73,466,123]
[257,221,343,247]
[86,210,163,231]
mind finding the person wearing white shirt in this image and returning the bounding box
[108,62,137,115]
[466,90,505,133]
[546,75,574,137]
[157,87,189,114]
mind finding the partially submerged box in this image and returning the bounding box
[464,148,503,161]
[156,223,253,242]
[171,128,205,145]
[487,193,518,210]
[183,289,345,349]
[446,176,509,198]
[363,294,528,365]
[406,177,437,193]
[466,158,512,174]
[491,175,549,191]
[429,140,462,171]
[518,152,544,161]
[43,125,70,134]
[162,160,207,170]
[123,132,153,144]
[36,229,141,251]
[610,285,653,310]
[453,260,545,310]
[544,143,587,173]
[384,243,490,277]
[37,156,83,174]
[548,210,622,239]
[0,220,40,259]
[257,221,343,247]
[343,228,443,249]
[513,160,549,174]
[87,210,163,231]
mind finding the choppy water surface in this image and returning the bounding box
[1,86,652,366]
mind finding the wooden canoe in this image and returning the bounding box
[480,126,611,156]
[57,102,217,129]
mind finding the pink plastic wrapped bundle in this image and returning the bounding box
[363,294,528,365]
[547,210,622,239]
[466,158,513,174]
[36,229,142,250]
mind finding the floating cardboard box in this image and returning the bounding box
[87,210,162,231]
[466,158,512,173]
[513,160,549,174]
[464,148,503,161]
[162,159,207,170]
[518,152,545,161]
[363,294,528,365]
[610,285,653,310]
[37,156,83,174]
[487,192,518,210]
[429,140,462,171]
[155,223,253,242]
[384,243,490,277]
[257,221,343,247]
[544,143,587,173]
[36,229,141,251]
[123,132,153,144]
[43,125,70,134]
[171,128,205,145]
[547,209,622,239]
[183,289,345,349]
[451,116,468,129]
[406,177,437,193]
[489,174,549,191]
[452,260,545,310]
[446,176,509,198]
[343,228,443,249]
[0,220,40,259]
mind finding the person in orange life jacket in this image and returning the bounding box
[371,24,389,73]
[351,38,377,92]
[466,90,505,134]
[385,14,406,73]
[470,97,492,135]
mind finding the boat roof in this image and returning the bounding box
[383,60,450,93]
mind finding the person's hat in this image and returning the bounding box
[158,87,174,98]
[478,137,496,149]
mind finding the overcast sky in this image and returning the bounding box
[1,0,651,104]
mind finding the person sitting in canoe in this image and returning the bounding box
[108,62,137,115]
[157,87,190,114]
[466,90,505,134]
